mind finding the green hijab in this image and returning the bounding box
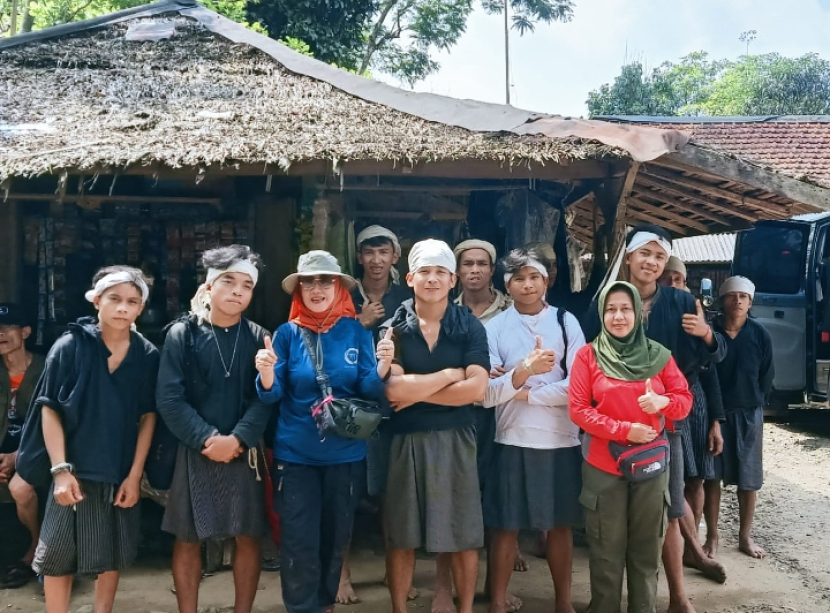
[592,281,672,381]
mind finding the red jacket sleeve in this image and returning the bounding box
[568,346,632,443]
[656,357,693,422]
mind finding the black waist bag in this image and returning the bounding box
[607,431,669,482]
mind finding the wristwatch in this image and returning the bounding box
[50,462,75,476]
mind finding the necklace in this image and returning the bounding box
[210,317,241,378]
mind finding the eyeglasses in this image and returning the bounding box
[299,276,335,290]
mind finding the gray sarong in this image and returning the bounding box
[162,444,266,543]
[384,426,483,553]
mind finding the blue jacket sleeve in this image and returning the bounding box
[156,323,217,450]
[256,325,290,404]
[356,324,385,401]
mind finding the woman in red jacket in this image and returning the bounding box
[569,281,692,613]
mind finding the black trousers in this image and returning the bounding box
[274,460,365,613]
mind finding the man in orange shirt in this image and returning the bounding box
[0,303,46,589]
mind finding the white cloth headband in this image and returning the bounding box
[85,271,149,303]
[719,276,755,299]
[190,259,260,324]
[504,258,548,285]
[408,239,456,274]
[626,231,671,257]
[355,225,401,285]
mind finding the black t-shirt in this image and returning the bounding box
[351,282,413,343]
[713,318,774,411]
[385,299,490,434]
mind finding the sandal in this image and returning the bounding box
[0,561,36,589]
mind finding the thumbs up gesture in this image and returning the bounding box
[524,335,556,376]
[638,378,669,415]
[376,326,395,367]
[682,299,712,339]
[256,336,278,375]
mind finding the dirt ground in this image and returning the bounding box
[3,419,830,613]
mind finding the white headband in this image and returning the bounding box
[719,276,755,299]
[504,258,548,285]
[408,239,457,274]
[85,271,149,304]
[190,259,260,324]
[626,231,671,257]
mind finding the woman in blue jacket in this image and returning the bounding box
[256,250,392,613]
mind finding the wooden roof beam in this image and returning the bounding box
[643,165,793,217]
[661,145,830,212]
[630,187,743,228]
[635,174,758,222]
[627,196,711,233]
[625,208,689,236]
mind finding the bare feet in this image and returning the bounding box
[703,536,719,559]
[739,535,766,559]
[383,573,419,600]
[336,578,361,605]
[506,593,523,612]
[513,551,529,572]
[431,586,457,613]
[683,548,727,584]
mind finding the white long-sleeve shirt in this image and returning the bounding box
[483,305,586,450]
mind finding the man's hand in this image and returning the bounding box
[359,302,385,329]
[255,336,278,375]
[202,435,244,463]
[443,368,467,384]
[638,378,670,415]
[490,365,508,379]
[682,299,712,339]
[0,452,15,482]
[114,475,141,508]
[514,388,530,402]
[708,421,724,456]
[53,472,84,506]
[525,336,556,375]
[627,423,658,444]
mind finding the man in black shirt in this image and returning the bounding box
[708,276,773,560]
[383,239,490,613]
[157,245,271,613]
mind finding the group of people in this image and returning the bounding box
[0,221,774,613]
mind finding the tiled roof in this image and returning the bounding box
[596,117,830,190]
[673,232,736,264]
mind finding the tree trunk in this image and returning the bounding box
[21,1,34,33]
[359,0,400,75]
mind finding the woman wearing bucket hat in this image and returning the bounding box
[255,250,392,613]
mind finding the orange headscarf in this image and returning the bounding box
[288,279,357,333]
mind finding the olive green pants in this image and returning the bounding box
[580,462,670,613]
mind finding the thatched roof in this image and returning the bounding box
[0,0,689,181]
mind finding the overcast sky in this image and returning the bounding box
[377,0,830,117]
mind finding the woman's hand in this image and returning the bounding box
[114,475,141,508]
[638,378,670,414]
[256,336,277,390]
[376,327,394,378]
[627,423,658,444]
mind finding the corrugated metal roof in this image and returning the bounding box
[673,233,736,264]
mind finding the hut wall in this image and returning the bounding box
[0,199,21,302]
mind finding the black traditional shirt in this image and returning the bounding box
[713,318,775,411]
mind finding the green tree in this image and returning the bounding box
[587,49,830,117]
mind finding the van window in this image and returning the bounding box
[734,225,807,295]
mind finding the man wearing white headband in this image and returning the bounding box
[707,276,772,561]
[157,245,272,613]
[16,265,159,612]
[454,239,512,324]
[582,224,728,610]
[483,248,586,613]
[382,239,490,613]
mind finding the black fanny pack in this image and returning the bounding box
[300,328,384,441]
[607,431,669,482]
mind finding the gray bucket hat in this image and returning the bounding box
[282,250,357,294]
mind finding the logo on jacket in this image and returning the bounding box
[345,348,359,365]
